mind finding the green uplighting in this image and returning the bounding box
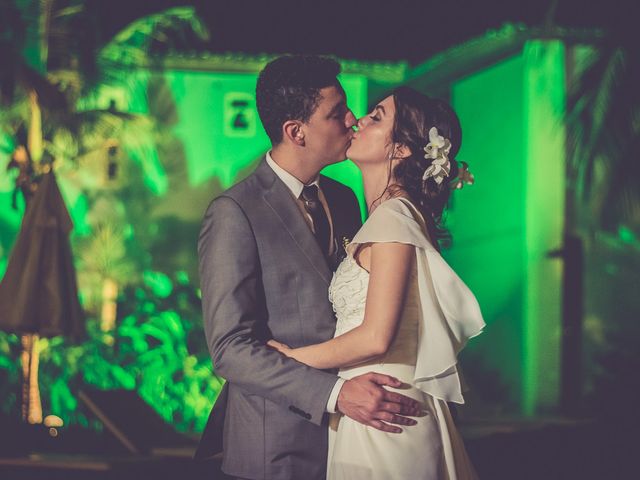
[522,40,565,415]
[449,40,565,415]
[450,52,528,410]
[112,70,369,205]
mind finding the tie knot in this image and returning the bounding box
[301,185,320,203]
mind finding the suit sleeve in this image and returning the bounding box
[198,196,339,425]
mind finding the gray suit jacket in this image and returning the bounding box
[196,159,361,479]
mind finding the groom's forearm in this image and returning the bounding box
[211,332,339,421]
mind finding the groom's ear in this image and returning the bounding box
[283,120,305,146]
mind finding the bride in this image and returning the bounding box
[269,86,484,480]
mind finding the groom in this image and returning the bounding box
[196,55,420,479]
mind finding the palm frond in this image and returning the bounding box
[567,41,640,232]
[98,7,209,84]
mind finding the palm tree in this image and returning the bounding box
[1,1,209,181]
[566,39,639,235]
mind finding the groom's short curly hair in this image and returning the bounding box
[256,55,342,145]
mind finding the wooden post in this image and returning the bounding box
[20,333,43,424]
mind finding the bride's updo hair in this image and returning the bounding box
[389,86,463,249]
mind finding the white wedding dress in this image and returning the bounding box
[327,198,485,480]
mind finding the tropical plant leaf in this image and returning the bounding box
[567,40,640,233]
[98,7,209,84]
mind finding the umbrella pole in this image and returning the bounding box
[20,333,43,424]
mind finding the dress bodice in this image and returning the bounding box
[329,253,420,366]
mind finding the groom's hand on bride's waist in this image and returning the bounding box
[336,372,422,433]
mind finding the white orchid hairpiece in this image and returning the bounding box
[422,127,452,186]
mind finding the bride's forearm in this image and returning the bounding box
[288,326,386,369]
[286,243,412,369]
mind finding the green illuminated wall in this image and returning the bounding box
[91,68,368,277]
[448,52,527,412]
[522,41,565,414]
[122,70,367,211]
[448,40,565,414]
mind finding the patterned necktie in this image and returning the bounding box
[300,185,331,257]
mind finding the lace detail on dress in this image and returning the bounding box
[328,254,368,337]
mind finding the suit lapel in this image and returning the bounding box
[257,160,332,285]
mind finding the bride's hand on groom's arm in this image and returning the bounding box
[336,372,422,434]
